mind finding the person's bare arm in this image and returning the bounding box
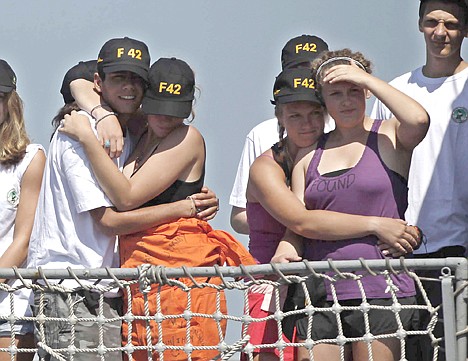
[90,198,195,236]
[69,78,123,158]
[230,206,249,234]
[250,147,418,254]
[60,112,205,211]
[0,150,45,282]
[323,62,429,150]
[271,229,303,263]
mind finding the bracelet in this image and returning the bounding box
[186,196,197,217]
[90,104,109,118]
[95,112,117,127]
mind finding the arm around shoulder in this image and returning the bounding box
[70,78,123,157]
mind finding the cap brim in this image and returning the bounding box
[142,97,192,118]
[275,93,321,105]
[0,85,14,93]
[102,63,148,82]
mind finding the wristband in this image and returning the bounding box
[186,196,197,217]
[95,112,117,127]
[90,104,109,118]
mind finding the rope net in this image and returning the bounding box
[0,258,465,361]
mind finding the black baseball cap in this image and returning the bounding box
[272,68,321,105]
[0,59,17,93]
[281,35,329,69]
[97,37,150,82]
[60,60,97,104]
[142,57,195,119]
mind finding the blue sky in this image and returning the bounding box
[3,0,467,346]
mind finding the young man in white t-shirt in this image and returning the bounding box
[28,37,210,361]
[229,34,331,234]
[371,1,468,359]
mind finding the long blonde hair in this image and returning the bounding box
[0,91,30,166]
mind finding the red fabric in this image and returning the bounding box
[241,292,294,361]
[120,218,255,360]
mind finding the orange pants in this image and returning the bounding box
[120,218,255,360]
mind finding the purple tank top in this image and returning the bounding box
[303,120,415,300]
[247,202,286,264]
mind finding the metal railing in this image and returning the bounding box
[0,257,465,361]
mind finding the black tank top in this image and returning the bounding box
[130,133,205,208]
[140,168,205,208]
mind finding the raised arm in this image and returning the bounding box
[323,62,429,150]
[362,74,428,151]
[69,78,123,158]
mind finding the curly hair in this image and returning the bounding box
[0,91,30,166]
[311,48,373,97]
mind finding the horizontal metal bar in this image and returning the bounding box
[2,257,466,280]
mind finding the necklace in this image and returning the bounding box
[132,130,160,175]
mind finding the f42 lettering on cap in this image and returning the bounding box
[293,77,315,89]
[295,43,318,54]
[159,82,182,95]
[116,48,143,60]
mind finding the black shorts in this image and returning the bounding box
[295,296,418,341]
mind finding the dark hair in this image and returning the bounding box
[97,69,106,81]
[185,83,201,123]
[271,137,293,186]
[419,0,468,25]
[50,102,81,140]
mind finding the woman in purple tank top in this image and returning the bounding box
[274,49,429,361]
[245,64,426,360]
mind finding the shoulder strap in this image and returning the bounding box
[366,119,383,152]
[309,132,329,173]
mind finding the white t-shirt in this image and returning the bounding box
[27,111,132,291]
[229,118,280,209]
[0,144,44,317]
[371,66,468,254]
[229,115,335,209]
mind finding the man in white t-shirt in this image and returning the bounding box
[229,34,331,234]
[371,1,468,359]
[28,37,208,361]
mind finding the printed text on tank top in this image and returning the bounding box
[312,123,407,187]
